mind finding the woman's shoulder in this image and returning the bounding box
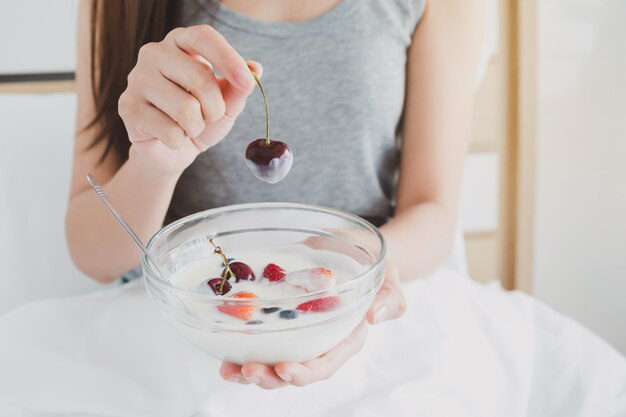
[360,0,427,40]
[370,0,426,23]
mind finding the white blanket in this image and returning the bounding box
[1,269,625,417]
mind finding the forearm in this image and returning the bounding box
[65,156,180,283]
[380,202,457,281]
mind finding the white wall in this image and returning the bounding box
[534,0,626,353]
[0,0,77,74]
[0,94,102,314]
[0,0,96,314]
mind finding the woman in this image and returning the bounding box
[65,0,484,389]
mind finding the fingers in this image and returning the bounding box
[366,263,407,325]
[241,363,289,390]
[170,25,255,92]
[218,60,263,119]
[247,60,263,79]
[118,93,191,150]
[220,317,373,389]
[134,70,205,139]
[219,321,369,389]
[191,60,262,150]
[274,320,369,387]
[300,235,373,265]
[155,46,226,124]
[218,362,250,384]
[219,362,288,390]
[120,26,263,158]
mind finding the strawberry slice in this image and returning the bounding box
[286,268,335,292]
[217,291,257,321]
[296,296,340,313]
[263,263,286,282]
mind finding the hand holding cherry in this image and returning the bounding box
[245,66,293,183]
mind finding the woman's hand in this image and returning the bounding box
[118,25,261,175]
[219,263,407,389]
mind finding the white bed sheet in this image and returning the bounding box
[0,269,625,417]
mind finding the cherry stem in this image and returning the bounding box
[249,66,270,146]
[209,238,234,293]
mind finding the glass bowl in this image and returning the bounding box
[143,203,386,365]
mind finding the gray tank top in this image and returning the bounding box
[167,0,427,227]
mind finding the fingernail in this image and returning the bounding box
[245,376,260,385]
[277,373,292,382]
[228,376,242,383]
[374,305,388,324]
[233,67,254,89]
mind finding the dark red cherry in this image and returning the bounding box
[207,278,232,296]
[245,139,293,183]
[246,67,292,183]
[223,261,255,282]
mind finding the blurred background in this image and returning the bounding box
[1,1,624,352]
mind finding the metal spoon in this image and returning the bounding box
[86,173,171,285]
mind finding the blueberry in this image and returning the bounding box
[261,307,281,314]
[246,320,263,325]
[279,310,298,320]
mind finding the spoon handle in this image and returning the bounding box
[86,173,169,282]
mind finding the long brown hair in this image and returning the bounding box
[88,0,182,163]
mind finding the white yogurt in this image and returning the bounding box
[164,245,372,364]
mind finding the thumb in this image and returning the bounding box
[366,264,407,325]
[219,60,264,120]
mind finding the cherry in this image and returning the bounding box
[207,278,232,295]
[209,238,236,294]
[245,139,293,184]
[245,68,293,183]
[222,261,255,283]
